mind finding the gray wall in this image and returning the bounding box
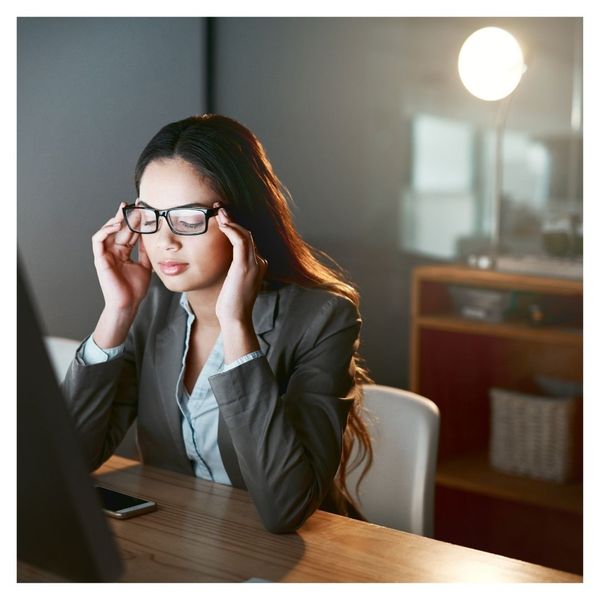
[18,17,207,339]
[214,17,416,387]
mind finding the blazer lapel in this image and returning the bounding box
[252,287,279,355]
[151,287,280,488]
[154,301,189,464]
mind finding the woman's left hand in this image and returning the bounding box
[215,206,269,328]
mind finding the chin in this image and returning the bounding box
[159,280,187,293]
[157,272,225,294]
[152,271,187,292]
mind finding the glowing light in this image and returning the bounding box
[458,27,525,101]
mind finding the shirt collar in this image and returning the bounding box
[179,292,194,317]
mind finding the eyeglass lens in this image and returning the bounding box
[125,207,207,234]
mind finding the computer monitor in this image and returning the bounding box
[17,254,123,582]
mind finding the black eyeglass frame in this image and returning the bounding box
[122,203,221,236]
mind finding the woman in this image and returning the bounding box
[62,114,372,533]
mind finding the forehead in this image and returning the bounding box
[138,158,222,209]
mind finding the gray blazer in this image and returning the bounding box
[62,277,362,533]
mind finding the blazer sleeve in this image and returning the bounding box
[208,293,361,533]
[59,281,162,471]
[60,334,138,472]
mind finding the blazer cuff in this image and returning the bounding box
[209,355,276,420]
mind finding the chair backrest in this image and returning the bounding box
[346,384,440,537]
[43,336,81,383]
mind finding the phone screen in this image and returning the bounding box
[95,486,149,511]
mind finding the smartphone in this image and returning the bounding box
[94,485,157,520]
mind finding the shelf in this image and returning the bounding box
[413,265,582,296]
[413,264,583,572]
[416,315,582,346]
[436,451,583,515]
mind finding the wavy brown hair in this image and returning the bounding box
[134,114,373,516]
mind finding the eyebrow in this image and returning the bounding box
[137,200,216,210]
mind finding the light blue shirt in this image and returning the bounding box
[79,292,263,485]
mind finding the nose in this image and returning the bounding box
[154,216,182,251]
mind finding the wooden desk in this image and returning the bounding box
[19,455,582,583]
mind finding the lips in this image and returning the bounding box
[158,261,189,276]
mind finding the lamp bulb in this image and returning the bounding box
[458,27,525,101]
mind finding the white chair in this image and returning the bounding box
[43,336,81,383]
[346,383,440,537]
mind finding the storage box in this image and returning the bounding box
[489,388,580,483]
[449,286,512,323]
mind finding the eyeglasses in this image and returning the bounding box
[122,204,220,236]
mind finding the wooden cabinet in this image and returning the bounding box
[410,265,582,574]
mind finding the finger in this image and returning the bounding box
[246,233,264,268]
[113,206,139,247]
[218,207,253,243]
[118,231,140,251]
[102,222,135,251]
[92,228,114,266]
[100,221,122,235]
[115,201,127,217]
[93,218,136,259]
[96,204,127,242]
[102,202,127,236]
[217,208,259,263]
[92,228,124,266]
[99,214,123,230]
[258,256,269,276]
[92,222,121,250]
[218,220,258,268]
[92,204,131,266]
[218,220,248,264]
[216,207,245,237]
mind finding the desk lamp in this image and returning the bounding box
[458,26,526,268]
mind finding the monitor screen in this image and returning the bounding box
[17,254,123,582]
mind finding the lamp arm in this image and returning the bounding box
[491,95,514,264]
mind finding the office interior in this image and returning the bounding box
[17,17,584,580]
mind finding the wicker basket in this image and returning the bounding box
[489,387,580,483]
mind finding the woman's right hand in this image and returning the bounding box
[91,201,152,314]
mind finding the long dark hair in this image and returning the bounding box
[134,114,373,514]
